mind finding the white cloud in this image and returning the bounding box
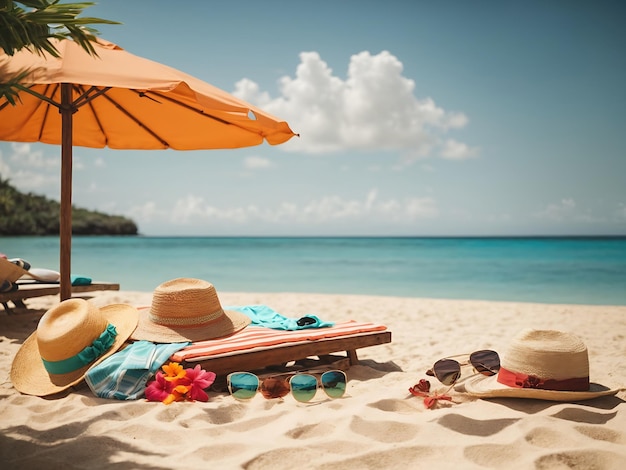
[244,156,273,170]
[9,142,58,169]
[405,197,438,219]
[533,198,602,224]
[132,190,438,228]
[0,143,59,193]
[233,50,473,162]
[127,201,164,222]
[440,139,479,160]
[534,198,577,221]
[0,151,10,178]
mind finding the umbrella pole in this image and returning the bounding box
[60,83,73,301]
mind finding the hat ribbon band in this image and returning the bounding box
[148,309,223,327]
[497,367,589,391]
[41,323,118,375]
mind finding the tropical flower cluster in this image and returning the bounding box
[145,362,216,404]
[408,379,453,409]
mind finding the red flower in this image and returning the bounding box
[145,371,174,403]
[409,379,454,409]
[409,379,431,397]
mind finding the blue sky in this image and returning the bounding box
[1,0,625,236]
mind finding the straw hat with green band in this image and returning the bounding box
[11,298,138,397]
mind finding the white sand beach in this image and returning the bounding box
[1,290,626,469]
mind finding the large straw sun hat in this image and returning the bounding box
[463,329,620,401]
[11,298,138,397]
[130,278,251,343]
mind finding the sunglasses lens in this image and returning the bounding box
[289,374,318,403]
[433,359,461,386]
[469,350,500,376]
[260,377,291,399]
[321,370,347,399]
[228,372,259,400]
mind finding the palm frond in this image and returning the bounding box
[0,69,30,105]
[0,0,120,57]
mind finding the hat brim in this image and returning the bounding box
[11,304,139,397]
[130,307,251,343]
[462,374,620,401]
[0,257,29,283]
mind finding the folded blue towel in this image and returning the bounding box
[71,275,92,286]
[85,341,190,400]
[226,304,334,330]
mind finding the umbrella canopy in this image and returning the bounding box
[0,38,297,299]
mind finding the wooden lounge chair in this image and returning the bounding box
[0,257,119,312]
[171,320,392,377]
[0,281,121,311]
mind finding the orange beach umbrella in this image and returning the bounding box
[0,38,297,300]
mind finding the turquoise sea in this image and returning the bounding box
[1,236,625,306]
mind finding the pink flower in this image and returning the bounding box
[145,362,216,404]
[145,371,174,403]
[183,365,216,402]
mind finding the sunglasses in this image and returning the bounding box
[227,369,347,403]
[426,349,500,386]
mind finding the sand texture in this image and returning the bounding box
[1,291,625,469]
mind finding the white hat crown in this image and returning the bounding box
[501,329,589,383]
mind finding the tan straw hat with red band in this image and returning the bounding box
[11,298,138,397]
[463,329,620,401]
[130,278,251,343]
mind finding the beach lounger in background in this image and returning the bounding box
[0,281,121,312]
[172,321,392,376]
[1,256,120,311]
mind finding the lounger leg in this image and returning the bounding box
[347,349,359,365]
[1,299,27,313]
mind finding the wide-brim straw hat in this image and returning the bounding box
[463,329,620,401]
[0,257,59,283]
[130,278,251,343]
[0,257,29,283]
[11,298,138,397]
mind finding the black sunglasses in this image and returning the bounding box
[426,349,500,386]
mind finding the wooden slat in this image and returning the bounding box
[0,282,120,305]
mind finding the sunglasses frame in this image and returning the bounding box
[227,369,348,403]
[426,349,500,386]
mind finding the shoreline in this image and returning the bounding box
[2,291,626,468]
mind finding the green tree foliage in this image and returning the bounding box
[0,0,119,57]
[0,1,120,103]
[0,175,138,235]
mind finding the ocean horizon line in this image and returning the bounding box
[88,234,626,239]
[5,233,626,240]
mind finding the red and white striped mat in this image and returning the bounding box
[171,320,388,363]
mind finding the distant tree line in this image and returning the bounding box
[0,176,138,235]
